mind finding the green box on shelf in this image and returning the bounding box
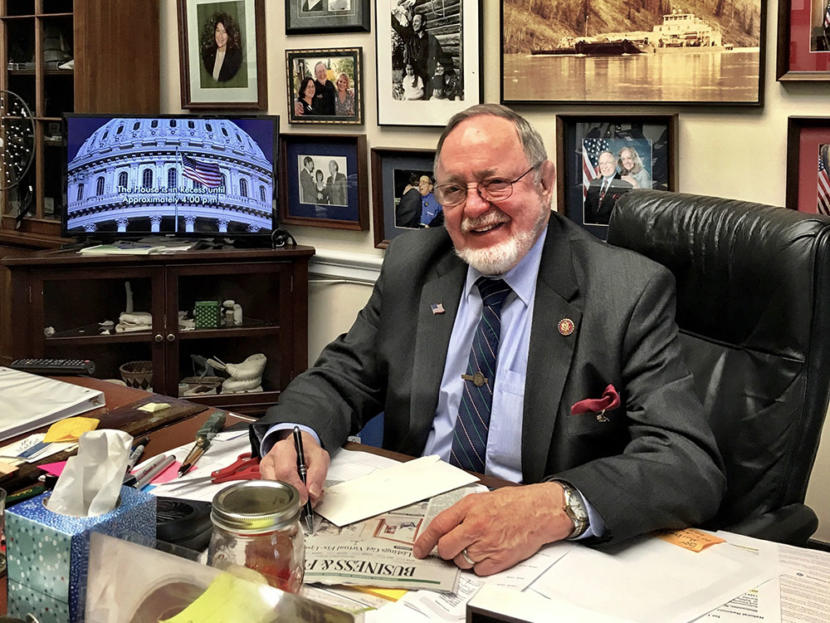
[194,300,221,329]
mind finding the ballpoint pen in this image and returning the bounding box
[125,453,169,488]
[134,454,176,489]
[293,426,315,534]
[178,410,227,477]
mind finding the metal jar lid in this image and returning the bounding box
[211,480,301,534]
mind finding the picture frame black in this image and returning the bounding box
[279,134,369,230]
[375,0,482,126]
[785,117,830,215]
[776,0,830,81]
[286,48,364,125]
[502,2,764,106]
[285,0,370,34]
[370,147,437,248]
[556,114,678,240]
[177,0,268,110]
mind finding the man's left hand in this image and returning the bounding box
[412,482,574,576]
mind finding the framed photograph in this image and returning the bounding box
[279,134,369,230]
[370,147,437,248]
[556,114,678,240]
[285,0,370,34]
[776,0,830,80]
[785,117,830,214]
[177,0,268,110]
[375,0,482,126]
[286,48,364,125]
[502,2,764,106]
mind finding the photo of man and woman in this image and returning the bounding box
[297,155,349,207]
[582,138,653,226]
[393,169,443,229]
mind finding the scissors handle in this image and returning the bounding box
[210,452,261,483]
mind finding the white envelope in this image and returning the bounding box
[315,455,479,527]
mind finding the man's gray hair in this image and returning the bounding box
[434,104,547,173]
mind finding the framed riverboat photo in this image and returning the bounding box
[556,114,678,240]
[785,117,830,214]
[776,0,830,80]
[502,0,765,105]
[375,0,482,126]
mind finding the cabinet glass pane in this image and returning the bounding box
[6,17,35,68]
[177,335,280,396]
[44,342,153,387]
[178,272,281,327]
[43,124,67,220]
[42,1,73,15]
[42,15,72,70]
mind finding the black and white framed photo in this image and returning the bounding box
[370,147,437,248]
[279,134,369,230]
[375,0,482,126]
[556,114,678,240]
[285,0,370,34]
[177,0,268,110]
[286,48,364,125]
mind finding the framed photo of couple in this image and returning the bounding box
[285,0,370,34]
[375,0,482,126]
[785,117,830,215]
[556,114,678,240]
[777,0,830,80]
[279,134,369,230]
[177,0,268,110]
[285,48,364,125]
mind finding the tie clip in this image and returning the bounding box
[461,371,488,387]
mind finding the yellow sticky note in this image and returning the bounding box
[43,417,100,443]
[160,572,274,623]
[353,586,407,602]
[657,528,725,552]
[138,402,171,413]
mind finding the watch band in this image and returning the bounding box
[559,481,589,539]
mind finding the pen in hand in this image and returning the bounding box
[293,426,315,534]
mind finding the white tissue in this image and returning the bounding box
[46,429,132,517]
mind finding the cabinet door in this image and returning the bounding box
[19,264,166,391]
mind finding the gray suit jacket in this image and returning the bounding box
[252,212,725,543]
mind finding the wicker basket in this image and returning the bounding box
[119,360,153,390]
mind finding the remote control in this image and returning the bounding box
[10,358,96,376]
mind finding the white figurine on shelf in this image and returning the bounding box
[206,353,266,394]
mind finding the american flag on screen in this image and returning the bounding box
[818,152,830,215]
[582,138,609,198]
[182,154,222,188]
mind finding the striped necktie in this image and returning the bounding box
[450,277,512,473]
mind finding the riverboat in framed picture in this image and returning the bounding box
[776,0,830,80]
[501,1,765,106]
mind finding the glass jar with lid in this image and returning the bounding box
[207,480,305,593]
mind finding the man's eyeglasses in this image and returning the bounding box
[434,165,539,207]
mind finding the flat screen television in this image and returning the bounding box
[63,114,279,241]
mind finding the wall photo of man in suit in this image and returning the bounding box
[252,104,725,576]
[584,150,633,226]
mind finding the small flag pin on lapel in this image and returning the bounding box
[558,318,575,336]
[431,303,445,315]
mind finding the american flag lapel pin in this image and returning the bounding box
[431,303,445,315]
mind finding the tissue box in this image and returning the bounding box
[6,485,156,623]
[193,300,221,329]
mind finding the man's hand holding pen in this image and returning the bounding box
[259,430,330,507]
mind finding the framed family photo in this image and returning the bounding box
[285,0,371,34]
[370,147,437,248]
[785,117,830,214]
[556,114,678,240]
[279,134,369,230]
[501,1,764,105]
[375,0,482,126]
[286,48,364,125]
[776,0,830,80]
[177,0,267,109]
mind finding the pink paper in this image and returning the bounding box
[38,461,67,477]
[151,461,182,484]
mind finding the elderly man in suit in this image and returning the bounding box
[250,104,724,576]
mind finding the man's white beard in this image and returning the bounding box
[455,203,548,275]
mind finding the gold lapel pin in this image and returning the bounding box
[558,318,575,336]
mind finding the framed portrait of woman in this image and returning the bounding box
[177,0,268,109]
[286,48,364,125]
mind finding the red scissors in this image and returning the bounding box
[210,452,261,483]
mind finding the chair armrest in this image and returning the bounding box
[724,503,818,546]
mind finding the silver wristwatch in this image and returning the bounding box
[559,481,589,539]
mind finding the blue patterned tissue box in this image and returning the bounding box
[6,485,156,623]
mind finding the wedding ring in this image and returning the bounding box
[461,548,476,566]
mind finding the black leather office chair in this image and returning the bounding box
[608,190,830,546]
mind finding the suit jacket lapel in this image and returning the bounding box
[522,216,582,482]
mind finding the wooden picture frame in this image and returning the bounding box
[375,0,482,126]
[776,0,830,80]
[786,117,830,214]
[556,114,678,240]
[279,134,369,230]
[370,147,437,248]
[502,2,764,106]
[286,48,364,125]
[285,0,371,34]
[177,0,267,110]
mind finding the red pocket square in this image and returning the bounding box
[571,384,620,418]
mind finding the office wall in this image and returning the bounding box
[157,0,830,542]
